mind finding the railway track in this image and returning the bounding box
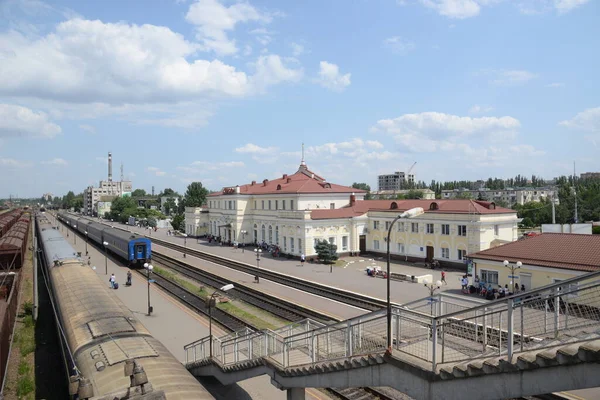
[327,387,404,400]
[152,252,336,324]
[150,237,386,311]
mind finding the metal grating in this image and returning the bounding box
[87,317,136,338]
[100,337,158,366]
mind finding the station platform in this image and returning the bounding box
[50,214,330,400]
[110,221,465,306]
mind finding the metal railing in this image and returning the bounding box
[185,271,600,374]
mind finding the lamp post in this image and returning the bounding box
[183,234,188,258]
[207,284,235,358]
[254,248,262,283]
[84,231,88,256]
[503,260,522,289]
[103,241,109,275]
[240,230,247,253]
[144,263,154,315]
[73,225,77,244]
[386,207,425,350]
[423,279,443,316]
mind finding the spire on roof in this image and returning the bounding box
[298,142,307,172]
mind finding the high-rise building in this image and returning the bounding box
[82,152,133,216]
[377,171,415,191]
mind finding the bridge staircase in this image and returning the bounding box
[185,271,600,400]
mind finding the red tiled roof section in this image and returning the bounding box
[469,233,600,272]
[209,165,365,196]
[311,199,515,220]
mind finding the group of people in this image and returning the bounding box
[472,275,526,300]
[108,271,133,289]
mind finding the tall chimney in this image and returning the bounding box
[152,186,155,196]
[108,152,113,182]
[350,193,356,207]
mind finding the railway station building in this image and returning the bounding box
[467,233,600,291]
[185,161,519,267]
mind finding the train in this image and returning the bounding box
[57,211,151,267]
[35,212,214,399]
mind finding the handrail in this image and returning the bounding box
[184,335,211,350]
[281,310,387,341]
[438,273,600,320]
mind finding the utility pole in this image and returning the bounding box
[573,161,578,224]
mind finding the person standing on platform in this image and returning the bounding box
[109,273,116,289]
[441,270,447,285]
[300,253,306,266]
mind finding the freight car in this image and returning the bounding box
[57,211,151,267]
[0,210,22,238]
[35,213,214,400]
[0,213,30,270]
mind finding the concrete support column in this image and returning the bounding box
[287,388,305,400]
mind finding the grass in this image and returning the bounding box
[152,266,285,331]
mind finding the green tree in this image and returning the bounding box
[314,240,339,265]
[131,189,147,197]
[352,182,372,200]
[455,192,474,200]
[171,214,184,231]
[61,191,75,209]
[495,199,510,208]
[183,182,209,207]
[593,226,600,235]
[159,188,177,197]
[109,196,137,222]
[164,197,177,215]
[404,189,424,199]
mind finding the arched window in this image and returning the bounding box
[261,225,266,241]
[429,202,439,210]
[268,225,273,243]
[390,202,398,209]
[275,226,279,244]
[253,224,258,242]
[277,184,282,190]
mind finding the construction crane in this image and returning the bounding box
[407,161,417,175]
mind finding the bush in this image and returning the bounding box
[22,301,33,316]
[593,226,600,235]
[16,375,34,397]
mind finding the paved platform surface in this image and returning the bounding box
[50,214,331,400]
[111,221,466,305]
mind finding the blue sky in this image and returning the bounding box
[1,0,599,198]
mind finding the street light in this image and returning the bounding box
[183,234,188,258]
[503,260,522,288]
[423,278,443,316]
[386,207,425,350]
[84,231,88,256]
[144,263,154,315]
[207,283,235,358]
[73,225,77,244]
[103,241,109,275]
[240,230,247,253]
[254,248,262,283]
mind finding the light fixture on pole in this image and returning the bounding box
[144,263,154,315]
[254,248,262,283]
[84,231,89,256]
[73,225,77,244]
[240,230,247,253]
[422,278,443,316]
[386,207,425,351]
[103,241,109,275]
[183,234,188,258]
[503,260,522,287]
[207,283,234,358]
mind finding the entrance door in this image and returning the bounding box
[520,273,532,292]
[359,235,366,254]
[426,246,434,262]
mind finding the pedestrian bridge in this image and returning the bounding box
[184,272,600,400]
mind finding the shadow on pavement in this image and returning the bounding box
[196,376,254,400]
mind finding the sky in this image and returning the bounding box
[0,0,599,198]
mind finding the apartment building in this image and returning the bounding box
[378,171,415,191]
[442,187,558,206]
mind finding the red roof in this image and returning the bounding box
[468,233,600,272]
[209,164,365,196]
[311,199,515,220]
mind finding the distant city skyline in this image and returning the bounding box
[0,0,599,197]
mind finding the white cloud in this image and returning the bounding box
[0,158,33,168]
[419,0,483,19]
[554,0,590,13]
[559,107,600,143]
[480,69,537,85]
[235,143,278,154]
[42,158,68,166]
[96,156,108,164]
[546,82,565,88]
[469,105,494,114]
[250,55,303,90]
[290,42,305,57]
[317,61,351,92]
[383,36,416,54]
[249,27,273,46]
[185,0,275,56]
[147,166,166,176]
[79,124,95,133]
[518,0,590,14]
[0,104,62,138]
[189,160,245,170]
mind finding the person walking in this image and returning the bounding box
[300,253,306,266]
[441,270,447,285]
[109,273,116,289]
[126,271,132,286]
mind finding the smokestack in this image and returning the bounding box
[108,152,113,182]
[152,186,155,196]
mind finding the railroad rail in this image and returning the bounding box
[152,252,336,324]
[150,237,386,311]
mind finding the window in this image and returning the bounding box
[373,221,379,230]
[458,225,467,236]
[426,223,434,234]
[494,225,499,236]
[441,224,450,235]
[254,201,257,209]
[457,249,466,260]
[441,248,449,259]
[481,270,499,285]
[397,223,404,232]
[291,200,295,210]
[262,200,265,210]
[275,200,279,210]
[313,238,320,249]
[342,236,348,251]
[261,225,266,241]
[373,240,380,250]
[275,227,279,244]
[330,203,335,209]
[282,200,286,210]
[411,222,418,233]
[298,239,302,253]
[329,237,335,245]
[268,200,272,210]
[397,243,404,253]
[291,238,295,253]
[283,236,287,251]
[385,221,390,231]
[268,226,273,243]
